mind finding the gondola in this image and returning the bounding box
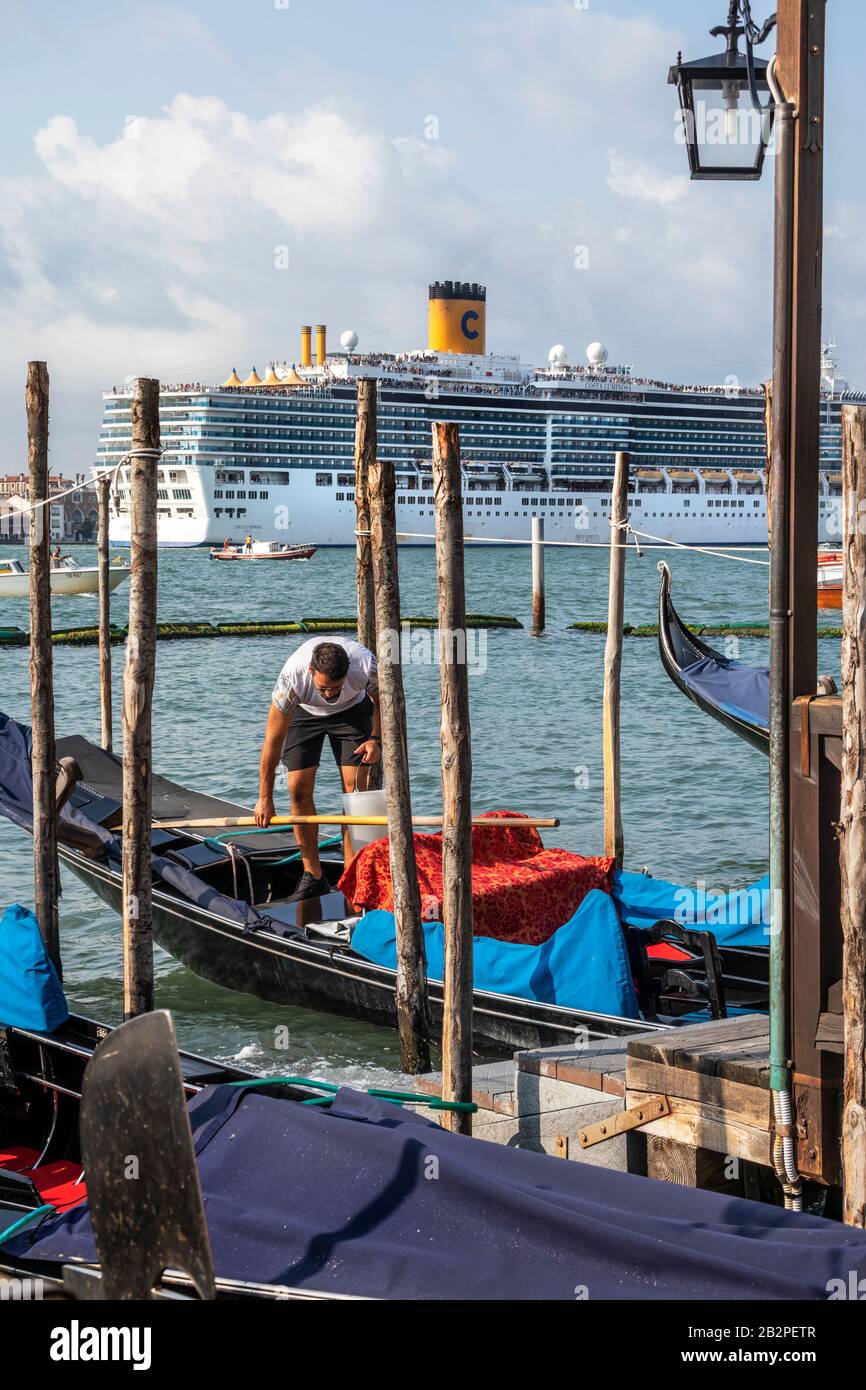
[0,1009,347,1298]
[658,561,769,753]
[0,712,768,1053]
[6,1004,863,1302]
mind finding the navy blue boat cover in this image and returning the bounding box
[680,655,770,733]
[10,1084,866,1300]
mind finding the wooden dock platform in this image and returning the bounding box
[416,1016,788,1196]
[625,1015,773,1185]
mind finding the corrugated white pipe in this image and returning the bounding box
[772,1089,803,1210]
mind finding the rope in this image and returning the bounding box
[227,1075,477,1114]
[355,528,770,565]
[17,447,164,517]
[0,1202,55,1245]
[624,524,770,567]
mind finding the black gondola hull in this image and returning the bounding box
[657,561,770,754]
[59,846,658,1055]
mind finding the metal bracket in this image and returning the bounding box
[805,3,824,152]
[578,1095,670,1149]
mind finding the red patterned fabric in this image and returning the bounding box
[338,810,615,946]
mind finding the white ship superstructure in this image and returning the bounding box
[97,284,861,548]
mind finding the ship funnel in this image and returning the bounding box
[315,324,327,366]
[428,281,486,355]
[300,325,312,367]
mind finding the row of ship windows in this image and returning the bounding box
[212,490,270,500]
[120,488,193,502]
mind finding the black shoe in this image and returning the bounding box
[289,870,330,903]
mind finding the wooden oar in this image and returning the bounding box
[71,1009,216,1301]
[152,813,560,831]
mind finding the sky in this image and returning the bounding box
[0,0,863,477]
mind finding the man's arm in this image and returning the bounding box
[354,688,381,765]
[254,703,292,827]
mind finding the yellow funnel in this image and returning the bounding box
[428,281,486,355]
[301,326,312,367]
[316,324,327,366]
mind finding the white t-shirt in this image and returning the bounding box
[271,637,378,718]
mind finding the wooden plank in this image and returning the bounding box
[627,1092,773,1168]
[626,1056,771,1129]
[815,1012,843,1055]
[626,1015,770,1066]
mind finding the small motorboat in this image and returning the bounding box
[210,541,317,562]
[0,555,131,599]
[658,562,769,754]
[817,546,842,610]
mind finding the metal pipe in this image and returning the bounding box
[768,71,802,1206]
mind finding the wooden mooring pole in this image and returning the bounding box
[354,379,377,655]
[354,379,382,790]
[97,472,113,751]
[603,451,629,867]
[840,403,866,1227]
[368,452,431,1074]
[432,422,473,1135]
[122,378,160,1019]
[531,516,545,636]
[27,361,61,973]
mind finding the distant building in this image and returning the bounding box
[0,496,27,542]
[0,473,97,541]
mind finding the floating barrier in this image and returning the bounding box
[569,621,842,639]
[0,614,522,648]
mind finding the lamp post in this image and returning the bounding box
[669,0,829,1212]
[668,1,775,180]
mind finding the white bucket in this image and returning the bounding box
[341,788,389,857]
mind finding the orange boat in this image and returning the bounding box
[817,547,842,609]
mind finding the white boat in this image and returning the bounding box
[209,540,317,562]
[0,556,131,599]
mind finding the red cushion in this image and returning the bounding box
[646,943,693,962]
[339,810,615,947]
[0,1145,87,1210]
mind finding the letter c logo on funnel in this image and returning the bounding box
[461,310,479,340]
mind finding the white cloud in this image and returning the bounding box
[606,152,688,207]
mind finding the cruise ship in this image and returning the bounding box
[97,282,862,548]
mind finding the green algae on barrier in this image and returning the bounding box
[568,621,843,639]
[0,615,522,647]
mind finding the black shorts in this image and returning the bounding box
[280,695,374,772]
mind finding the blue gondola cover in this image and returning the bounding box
[0,903,68,1032]
[352,889,639,1018]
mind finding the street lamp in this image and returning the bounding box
[669,1,777,180]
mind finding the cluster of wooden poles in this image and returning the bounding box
[23,355,634,1138]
